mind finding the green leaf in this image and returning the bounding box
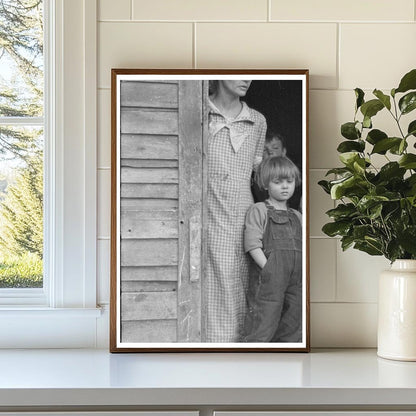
[406,174,416,187]
[326,203,356,220]
[341,122,360,140]
[386,240,402,263]
[389,139,408,155]
[399,92,416,115]
[355,88,365,110]
[322,221,351,237]
[337,152,370,175]
[330,176,354,199]
[353,224,374,240]
[339,152,360,167]
[373,89,391,110]
[399,154,416,169]
[330,175,367,200]
[395,69,416,94]
[318,180,331,194]
[366,129,387,145]
[384,203,400,222]
[369,203,383,220]
[341,235,355,251]
[360,99,384,119]
[398,227,416,255]
[363,116,372,129]
[399,139,407,154]
[337,140,365,153]
[354,241,383,256]
[407,120,416,138]
[371,137,402,154]
[377,162,406,181]
[325,167,351,176]
[353,158,366,174]
[357,195,389,212]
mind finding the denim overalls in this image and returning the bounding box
[242,202,302,342]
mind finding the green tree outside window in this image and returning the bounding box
[0,0,44,288]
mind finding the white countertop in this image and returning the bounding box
[0,348,416,408]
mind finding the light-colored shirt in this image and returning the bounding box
[244,202,302,253]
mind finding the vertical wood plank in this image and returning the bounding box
[201,80,210,342]
[189,216,201,282]
[177,81,203,342]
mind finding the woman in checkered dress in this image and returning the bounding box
[206,80,267,342]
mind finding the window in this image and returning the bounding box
[0,0,100,348]
[0,0,45,294]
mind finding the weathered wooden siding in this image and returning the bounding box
[177,81,203,342]
[119,80,180,343]
[119,79,204,344]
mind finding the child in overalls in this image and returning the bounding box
[242,156,302,343]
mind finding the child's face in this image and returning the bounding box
[267,177,296,203]
[219,80,252,98]
[264,138,286,158]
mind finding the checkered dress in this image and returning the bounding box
[206,100,267,342]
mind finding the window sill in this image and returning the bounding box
[0,307,104,348]
[0,306,102,316]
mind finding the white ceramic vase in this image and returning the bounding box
[378,259,416,361]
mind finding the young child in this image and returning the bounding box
[242,156,302,343]
[252,131,287,203]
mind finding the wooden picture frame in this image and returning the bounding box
[110,69,310,352]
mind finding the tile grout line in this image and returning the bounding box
[97,87,378,92]
[193,22,197,69]
[98,19,415,24]
[268,0,271,22]
[311,301,378,305]
[333,228,338,302]
[130,0,133,20]
[336,22,340,90]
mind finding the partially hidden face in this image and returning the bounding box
[219,80,252,98]
[267,177,296,203]
[264,138,286,158]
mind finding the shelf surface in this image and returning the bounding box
[0,348,416,407]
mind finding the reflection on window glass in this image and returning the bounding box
[0,0,44,289]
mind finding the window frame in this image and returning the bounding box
[0,0,47,304]
[0,0,100,348]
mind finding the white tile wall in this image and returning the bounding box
[311,303,378,347]
[339,24,416,90]
[336,246,390,303]
[97,239,110,304]
[98,169,111,239]
[96,0,416,348]
[309,90,354,169]
[132,0,268,21]
[99,0,131,21]
[98,22,193,89]
[310,239,336,302]
[270,0,415,22]
[196,23,338,89]
[98,89,111,168]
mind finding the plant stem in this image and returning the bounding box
[390,96,406,139]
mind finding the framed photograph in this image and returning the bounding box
[110,69,310,352]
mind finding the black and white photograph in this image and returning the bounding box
[110,70,309,352]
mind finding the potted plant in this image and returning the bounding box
[319,68,416,361]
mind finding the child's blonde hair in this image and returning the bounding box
[256,156,301,191]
